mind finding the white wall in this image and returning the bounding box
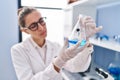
[0,0,18,80]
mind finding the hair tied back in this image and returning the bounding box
[18,8,23,15]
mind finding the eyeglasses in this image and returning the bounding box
[25,17,46,31]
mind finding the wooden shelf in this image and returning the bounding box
[89,38,120,52]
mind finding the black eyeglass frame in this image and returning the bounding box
[25,17,46,31]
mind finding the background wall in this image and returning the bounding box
[0,0,18,80]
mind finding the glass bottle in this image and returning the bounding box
[68,14,86,47]
[108,52,120,80]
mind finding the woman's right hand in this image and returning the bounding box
[53,38,89,69]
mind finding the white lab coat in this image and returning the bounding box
[11,37,92,80]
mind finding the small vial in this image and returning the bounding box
[68,14,86,47]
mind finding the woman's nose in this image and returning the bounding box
[38,23,44,31]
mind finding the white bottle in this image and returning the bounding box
[68,14,86,47]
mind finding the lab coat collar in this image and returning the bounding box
[23,37,46,67]
[29,37,47,49]
[22,37,55,67]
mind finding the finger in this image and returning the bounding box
[82,41,89,48]
[89,26,102,37]
[63,37,69,49]
[84,19,94,23]
[66,41,81,54]
[70,39,83,50]
[81,16,94,27]
[85,23,96,28]
[95,26,103,33]
[85,17,94,22]
[80,15,90,27]
[72,40,82,49]
[87,43,93,47]
[85,23,96,33]
[84,16,93,21]
[88,45,94,53]
[84,16,95,25]
[77,41,89,52]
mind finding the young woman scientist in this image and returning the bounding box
[11,7,102,80]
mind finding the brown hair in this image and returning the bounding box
[18,7,37,28]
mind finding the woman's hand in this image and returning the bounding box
[80,16,103,39]
[53,38,89,69]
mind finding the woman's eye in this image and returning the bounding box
[29,23,37,29]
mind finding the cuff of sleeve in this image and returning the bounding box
[82,45,94,56]
[43,63,61,78]
[53,57,66,69]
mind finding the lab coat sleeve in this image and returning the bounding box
[11,45,61,80]
[63,46,93,72]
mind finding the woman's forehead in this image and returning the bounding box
[27,11,41,18]
[25,11,42,25]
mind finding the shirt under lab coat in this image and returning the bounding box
[11,37,92,80]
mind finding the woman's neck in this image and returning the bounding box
[32,37,45,47]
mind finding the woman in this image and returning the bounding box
[11,7,102,80]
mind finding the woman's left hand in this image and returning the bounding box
[80,16,103,39]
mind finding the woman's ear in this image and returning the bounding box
[20,28,29,34]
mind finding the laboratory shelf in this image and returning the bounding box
[66,0,88,8]
[89,38,120,52]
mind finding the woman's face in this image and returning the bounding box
[23,11,47,40]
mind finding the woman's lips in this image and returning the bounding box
[40,31,46,35]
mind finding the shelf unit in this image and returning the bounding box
[90,38,120,52]
[65,0,88,9]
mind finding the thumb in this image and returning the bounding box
[96,26,103,33]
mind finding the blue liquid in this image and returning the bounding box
[108,67,120,80]
[68,39,86,47]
